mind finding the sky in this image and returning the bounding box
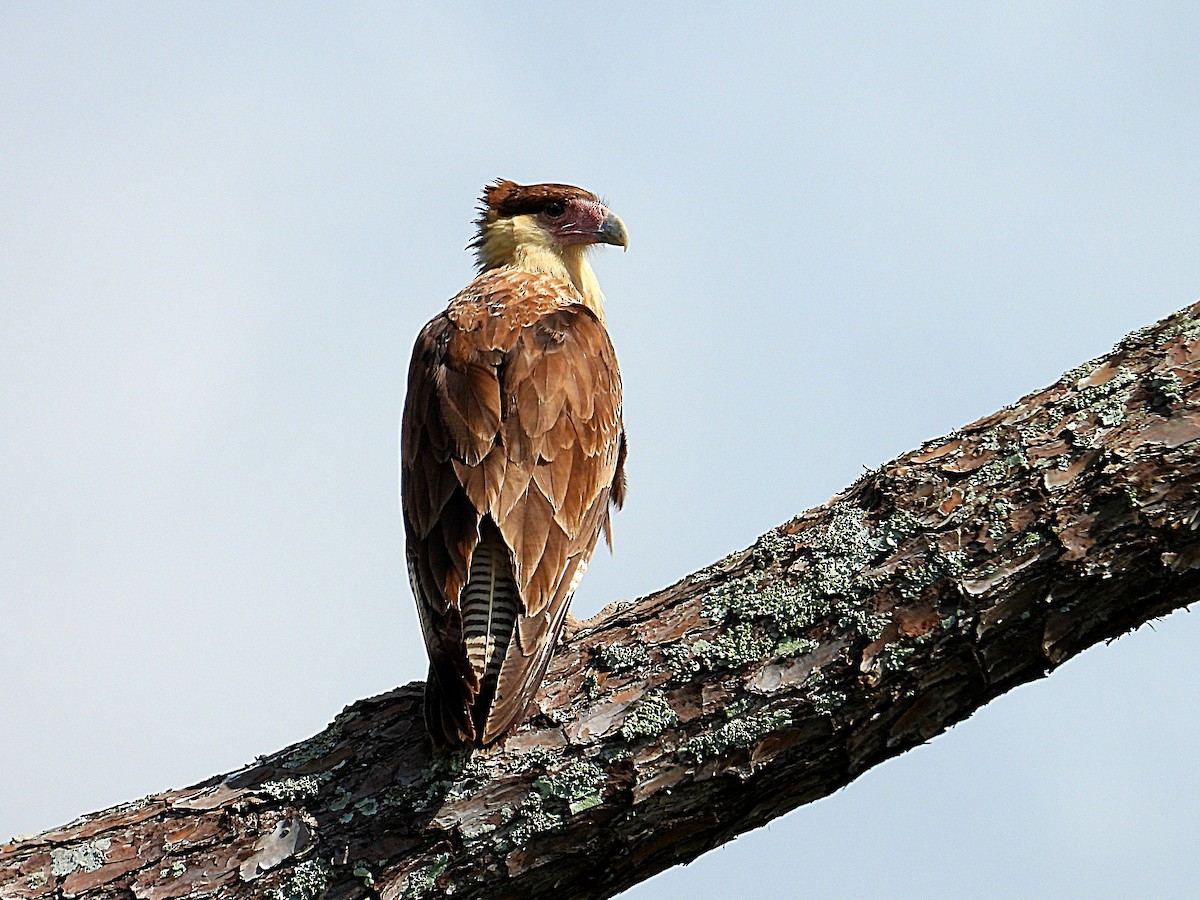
[2,3,1199,897]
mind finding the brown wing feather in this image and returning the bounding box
[401,269,624,748]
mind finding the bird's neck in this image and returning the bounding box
[559,246,607,324]
[476,216,607,323]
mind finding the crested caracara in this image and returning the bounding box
[401,179,628,747]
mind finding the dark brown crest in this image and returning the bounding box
[481,179,599,219]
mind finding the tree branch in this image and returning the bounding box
[5,304,1200,900]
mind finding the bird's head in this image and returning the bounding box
[472,180,628,274]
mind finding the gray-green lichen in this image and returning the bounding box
[969,451,1028,488]
[1017,422,1043,443]
[775,637,818,656]
[876,641,917,672]
[26,872,48,889]
[1017,532,1046,551]
[50,839,111,876]
[159,861,187,878]
[399,854,450,899]
[513,747,554,774]
[812,690,848,715]
[533,759,606,815]
[1114,310,1200,353]
[1123,482,1141,507]
[281,719,348,769]
[400,753,489,815]
[1106,310,1186,355]
[696,504,922,665]
[702,552,827,625]
[691,547,754,583]
[545,704,576,725]
[258,776,321,802]
[620,691,679,741]
[581,670,602,699]
[1147,371,1184,406]
[663,642,701,681]
[308,746,487,828]
[271,859,331,900]
[461,819,499,844]
[876,626,938,674]
[1063,359,1101,385]
[807,504,871,554]
[502,793,563,846]
[1065,366,1136,427]
[1153,316,1200,347]
[1114,324,1156,353]
[899,548,967,599]
[690,623,776,670]
[806,673,847,716]
[680,703,792,761]
[596,642,650,672]
[836,606,891,641]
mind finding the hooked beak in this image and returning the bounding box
[595,212,629,250]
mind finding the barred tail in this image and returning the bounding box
[460,518,519,735]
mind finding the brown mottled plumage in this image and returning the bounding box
[402,180,628,747]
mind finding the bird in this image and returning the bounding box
[401,179,628,748]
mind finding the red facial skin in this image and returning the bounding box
[541,198,627,247]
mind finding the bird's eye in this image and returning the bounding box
[543,200,566,218]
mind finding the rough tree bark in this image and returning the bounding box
[5,303,1200,900]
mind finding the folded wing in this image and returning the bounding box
[401,271,625,746]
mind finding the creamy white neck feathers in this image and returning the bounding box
[476,215,608,324]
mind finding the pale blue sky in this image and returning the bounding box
[3,4,1199,897]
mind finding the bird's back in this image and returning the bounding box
[402,268,625,747]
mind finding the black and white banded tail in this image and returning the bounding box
[461,519,519,734]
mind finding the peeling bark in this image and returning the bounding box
[5,304,1200,900]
